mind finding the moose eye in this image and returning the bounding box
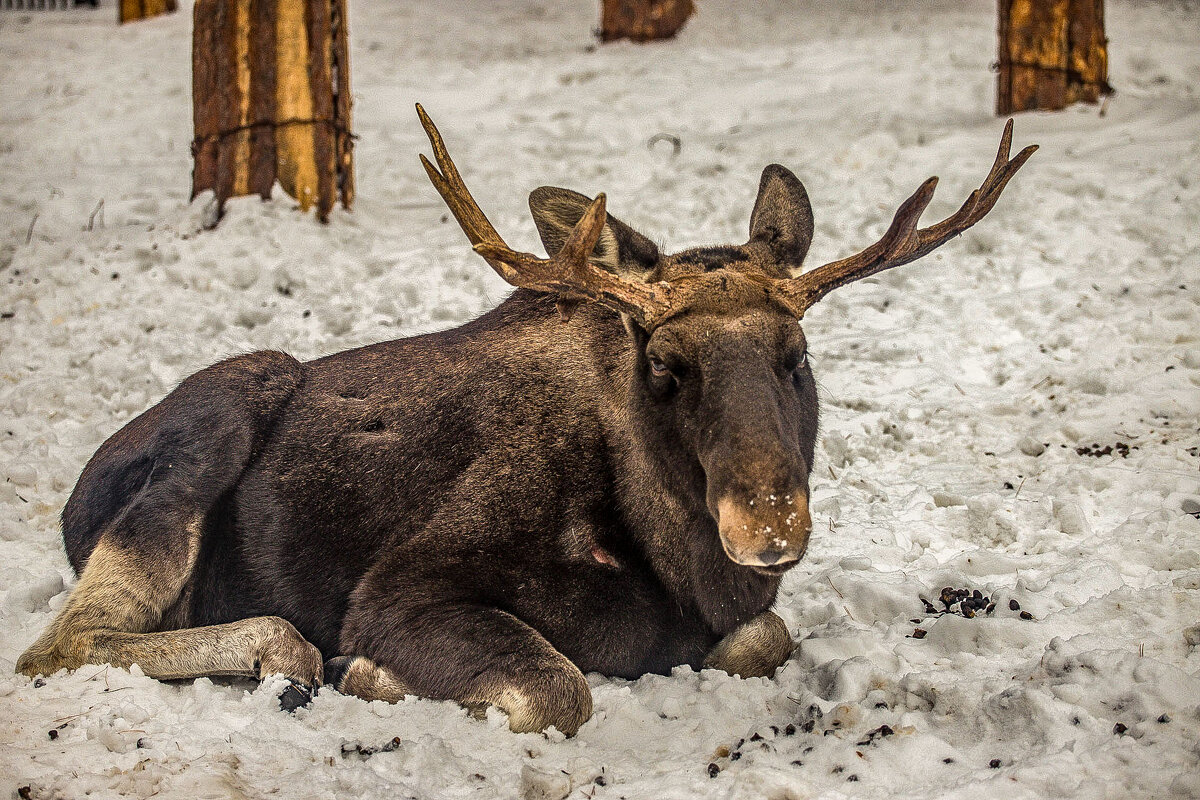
[785,350,809,374]
[649,358,670,377]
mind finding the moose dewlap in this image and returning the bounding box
[16,107,1034,735]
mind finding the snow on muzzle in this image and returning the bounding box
[716,492,812,568]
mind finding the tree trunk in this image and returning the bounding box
[192,0,354,224]
[119,0,176,23]
[599,0,694,44]
[997,0,1112,115]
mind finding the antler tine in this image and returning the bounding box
[417,104,675,326]
[416,103,519,279]
[774,120,1037,316]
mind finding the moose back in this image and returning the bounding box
[16,107,1034,735]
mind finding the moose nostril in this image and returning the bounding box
[758,548,783,565]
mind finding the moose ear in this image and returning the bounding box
[747,164,815,268]
[530,187,659,279]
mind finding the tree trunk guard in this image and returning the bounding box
[120,0,176,23]
[997,0,1112,115]
[599,0,694,44]
[192,0,354,224]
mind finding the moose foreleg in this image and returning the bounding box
[702,611,793,678]
[340,602,592,735]
[323,654,413,703]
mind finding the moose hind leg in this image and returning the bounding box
[17,528,202,679]
[703,611,794,678]
[17,351,306,687]
[17,534,322,691]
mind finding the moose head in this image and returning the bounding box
[417,105,1035,574]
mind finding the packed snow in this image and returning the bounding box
[2,0,1199,797]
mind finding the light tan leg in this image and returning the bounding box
[703,611,793,678]
[327,653,591,735]
[326,655,413,703]
[16,536,321,688]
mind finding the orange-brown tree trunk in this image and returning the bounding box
[599,0,694,43]
[120,0,177,24]
[997,0,1111,114]
[192,0,354,224]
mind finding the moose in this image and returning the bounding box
[17,106,1035,735]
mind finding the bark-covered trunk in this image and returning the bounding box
[997,0,1112,114]
[192,0,353,224]
[120,0,176,23]
[599,0,694,44]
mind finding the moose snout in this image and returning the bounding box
[716,493,812,569]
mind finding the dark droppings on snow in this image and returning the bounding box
[341,736,403,760]
[916,587,1004,623]
[856,725,894,746]
[989,759,1002,769]
[1113,723,1129,735]
[1075,442,1137,458]
[707,763,720,778]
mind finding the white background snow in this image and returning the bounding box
[2,0,1199,797]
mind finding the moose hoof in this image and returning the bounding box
[323,655,355,691]
[704,611,793,678]
[15,640,83,679]
[256,617,324,689]
[490,665,593,736]
[278,680,314,712]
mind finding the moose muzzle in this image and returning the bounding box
[716,492,812,569]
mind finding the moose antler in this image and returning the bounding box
[771,120,1037,316]
[417,104,674,325]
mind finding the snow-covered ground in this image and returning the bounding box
[2,0,1199,797]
